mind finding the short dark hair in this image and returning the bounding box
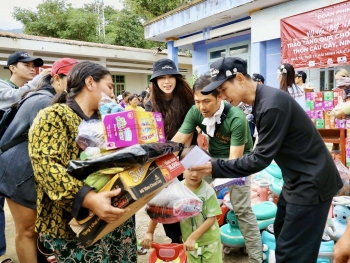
[128,93,139,102]
[123,91,130,98]
[296,71,307,83]
[193,73,219,97]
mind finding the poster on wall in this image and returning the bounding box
[281,0,350,69]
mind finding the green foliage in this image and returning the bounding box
[123,0,192,20]
[189,69,199,87]
[12,0,163,48]
[105,9,160,48]
[12,0,97,42]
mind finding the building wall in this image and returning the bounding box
[0,65,192,96]
[265,39,281,88]
[192,33,251,76]
[0,68,10,80]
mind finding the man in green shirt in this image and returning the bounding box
[172,73,262,263]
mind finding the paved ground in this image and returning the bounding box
[4,202,248,263]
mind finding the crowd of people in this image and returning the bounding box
[0,49,349,263]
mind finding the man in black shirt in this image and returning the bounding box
[190,57,343,263]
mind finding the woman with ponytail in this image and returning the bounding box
[28,61,137,263]
[0,58,77,263]
[277,63,306,111]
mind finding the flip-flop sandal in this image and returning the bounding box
[137,246,147,255]
[0,255,13,263]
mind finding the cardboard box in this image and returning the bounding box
[314,102,324,111]
[323,91,334,101]
[315,119,325,129]
[69,153,184,246]
[333,89,345,100]
[323,101,334,110]
[335,119,346,128]
[314,92,324,102]
[306,92,315,101]
[314,110,324,119]
[102,110,166,150]
[306,101,315,110]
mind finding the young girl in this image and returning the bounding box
[142,167,223,263]
[28,61,137,263]
[125,93,145,112]
[278,63,306,111]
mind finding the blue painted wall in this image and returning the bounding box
[265,38,281,88]
[191,33,282,89]
[192,33,251,75]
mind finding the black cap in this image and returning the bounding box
[201,57,247,95]
[252,73,265,84]
[296,71,307,82]
[138,90,148,98]
[7,51,44,67]
[149,58,182,81]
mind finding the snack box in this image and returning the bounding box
[102,110,166,150]
[314,102,324,111]
[306,92,315,101]
[314,92,324,102]
[69,153,184,246]
[315,119,325,129]
[306,101,315,110]
[323,91,334,101]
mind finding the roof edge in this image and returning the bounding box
[0,31,191,57]
[143,0,206,26]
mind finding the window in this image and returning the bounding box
[209,49,226,59]
[112,75,125,95]
[229,45,249,56]
[208,41,250,73]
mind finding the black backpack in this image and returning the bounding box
[0,93,42,154]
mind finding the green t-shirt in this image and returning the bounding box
[178,103,253,158]
[5,79,19,89]
[180,180,221,246]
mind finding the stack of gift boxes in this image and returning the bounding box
[305,89,350,165]
[305,90,346,129]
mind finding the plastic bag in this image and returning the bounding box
[334,159,350,196]
[76,120,106,151]
[66,142,184,180]
[99,92,124,115]
[146,178,203,224]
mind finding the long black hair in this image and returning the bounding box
[51,61,110,104]
[149,75,193,139]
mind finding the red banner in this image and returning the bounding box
[281,1,350,69]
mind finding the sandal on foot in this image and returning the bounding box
[0,255,13,263]
[137,246,147,255]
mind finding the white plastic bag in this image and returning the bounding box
[75,120,106,151]
[146,178,203,223]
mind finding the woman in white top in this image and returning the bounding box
[277,63,306,111]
